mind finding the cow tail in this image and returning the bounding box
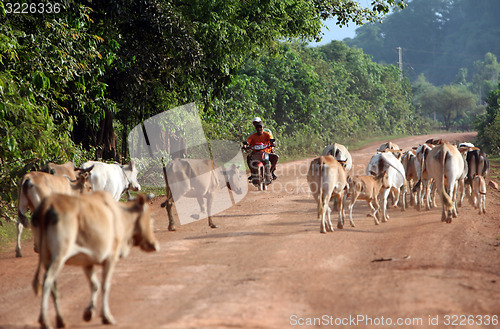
[317,158,325,220]
[32,259,42,296]
[441,150,453,209]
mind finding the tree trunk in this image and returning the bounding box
[97,109,121,162]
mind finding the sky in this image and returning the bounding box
[307,0,376,47]
[308,20,359,47]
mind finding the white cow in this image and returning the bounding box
[425,142,464,223]
[161,159,245,230]
[366,152,406,222]
[377,141,401,153]
[81,161,140,201]
[321,143,353,173]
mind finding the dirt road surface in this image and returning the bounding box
[1,132,499,329]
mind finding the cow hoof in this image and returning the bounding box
[83,307,95,322]
[15,251,22,258]
[168,225,176,232]
[210,224,218,229]
[337,224,343,229]
[102,315,116,325]
[56,315,66,328]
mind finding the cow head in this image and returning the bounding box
[224,164,244,195]
[69,171,93,194]
[123,160,141,192]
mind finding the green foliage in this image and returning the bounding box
[475,84,500,155]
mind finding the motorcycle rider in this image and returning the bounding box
[246,117,279,183]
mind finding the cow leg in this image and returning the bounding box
[51,281,66,328]
[206,195,217,228]
[430,181,438,208]
[457,179,465,207]
[415,182,423,211]
[15,221,24,258]
[450,181,458,218]
[336,195,343,230]
[197,197,206,214]
[320,212,327,234]
[348,193,359,228]
[380,188,390,222]
[481,195,486,214]
[369,199,380,225]
[39,260,65,329]
[320,199,328,234]
[164,197,176,231]
[83,265,100,322]
[101,259,117,325]
[327,204,335,232]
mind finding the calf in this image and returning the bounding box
[32,192,159,329]
[347,171,390,226]
[307,156,347,233]
[16,171,91,257]
[81,160,141,201]
[471,174,487,214]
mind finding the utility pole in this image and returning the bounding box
[396,46,403,80]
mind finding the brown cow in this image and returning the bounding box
[32,192,159,329]
[347,171,390,226]
[401,150,419,208]
[41,161,91,180]
[307,156,347,233]
[16,171,92,257]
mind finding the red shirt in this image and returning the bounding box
[247,131,273,153]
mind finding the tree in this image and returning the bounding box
[438,85,476,130]
[475,84,500,154]
[471,52,500,102]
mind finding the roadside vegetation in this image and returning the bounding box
[1,0,500,245]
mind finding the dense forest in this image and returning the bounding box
[344,0,500,141]
[345,0,500,86]
[1,0,499,222]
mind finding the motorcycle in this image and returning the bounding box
[242,139,275,191]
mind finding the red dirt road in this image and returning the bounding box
[1,132,499,329]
